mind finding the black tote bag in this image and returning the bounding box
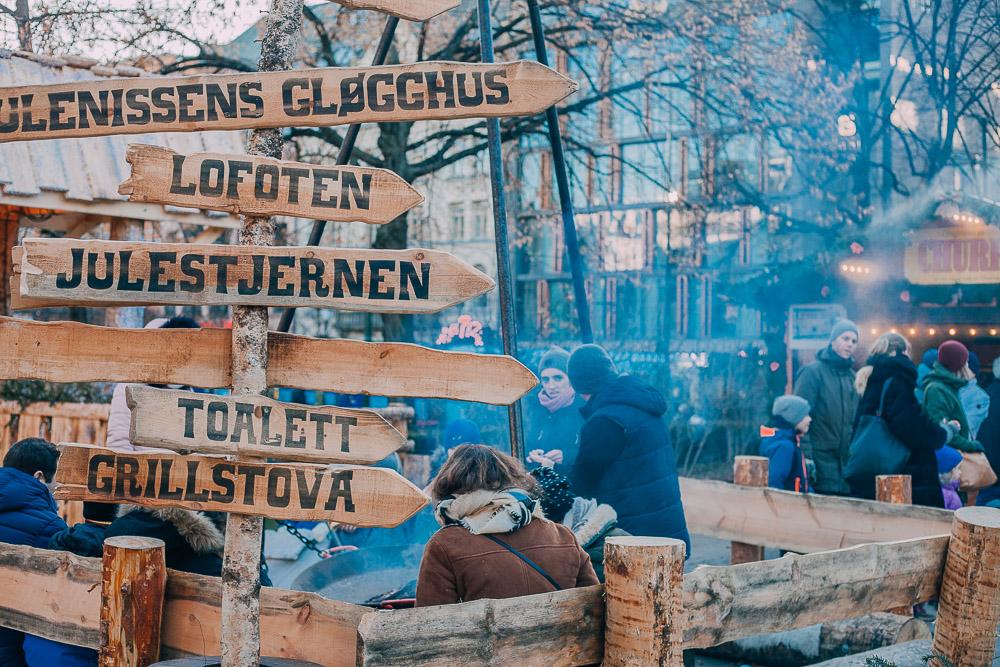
[844,378,910,482]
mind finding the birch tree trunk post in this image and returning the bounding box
[731,455,768,564]
[109,220,145,329]
[222,1,304,665]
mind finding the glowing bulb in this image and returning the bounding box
[991,329,998,336]
[929,328,937,335]
[870,328,878,335]
[909,328,917,335]
[841,264,848,272]
[890,328,897,334]
[949,328,957,335]
[970,328,977,335]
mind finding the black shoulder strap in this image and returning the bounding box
[483,534,563,591]
[876,377,893,417]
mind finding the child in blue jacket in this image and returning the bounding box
[760,395,812,493]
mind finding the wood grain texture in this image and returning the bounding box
[930,507,1000,667]
[0,61,577,143]
[604,536,685,666]
[327,0,459,21]
[100,536,166,667]
[731,456,768,564]
[127,386,406,464]
[680,477,953,552]
[876,475,913,505]
[0,317,537,404]
[15,238,494,313]
[355,585,604,667]
[681,536,949,649]
[54,444,429,526]
[119,144,422,224]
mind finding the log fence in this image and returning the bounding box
[0,472,993,666]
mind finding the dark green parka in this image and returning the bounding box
[920,363,984,453]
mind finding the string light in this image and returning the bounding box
[949,328,957,335]
[970,328,977,336]
[870,327,878,335]
[991,329,998,336]
[929,328,936,335]
[909,328,916,335]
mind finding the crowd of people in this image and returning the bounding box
[767,319,1000,512]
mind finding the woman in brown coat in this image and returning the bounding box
[415,444,599,607]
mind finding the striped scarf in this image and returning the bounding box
[435,488,542,535]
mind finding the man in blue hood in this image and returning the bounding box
[567,345,690,554]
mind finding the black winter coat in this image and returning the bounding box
[48,523,107,558]
[570,375,690,552]
[848,354,948,508]
[975,380,1000,506]
[104,507,225,577]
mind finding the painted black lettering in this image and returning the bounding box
[205,83,238,121]
[399,261,430,300]
[332,259,365,298]
[281,167,310,204]
[110,89,126,128]
[323,471,356,512]
[285,409,307,448]
[157,459,185,500]
[267,256,295,296]
[179,254,206,292]
[334,415,356,453]
[48,91,76,131]
[295,470,324,510]
[86,454,115,493]
[206,401,230,441]
[424,70,456,109]
[226,160,253,199]
[456,72,484,107]
[0,97,18,133]
[484,70,511,104]
[368,259,395,300]
[144,460,159,498]
[184,460,210,502]
[176,84,205,122]
[148,251,177,292]
[310,168,338,209]
[208,255,237,294]
[309,413,334,451]
[117,250,145,291]
[238,465,266,505]
[86,251,115,290]
[20,94,46,132]
[56,247,83,289]
[311,78,337,115]
[114,456,142,497]
[231,402,257,445]
[169,154,197,195]
[237,255,265,295]
[338,74,366,117]
[178,397,205,438]
[200,159,225,197]
[367,73,394,112]
[266,468,292,508]
[78,90,110,128]
[150,87,177,123]
[124,88,151,125]
[238,82,264,118]
[282,78,311,117]
[299,257,328,298]
[340,172,371,211]
[209,463,237,503]
[396,72,424,111]
[255,164,280,200]
[260,406,281,446]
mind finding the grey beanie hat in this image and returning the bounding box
[538,346,570,374]
[829,318,860,343]
[568,344,618,395]
[773,395,810,426]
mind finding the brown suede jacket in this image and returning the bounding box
[415,519,599,607]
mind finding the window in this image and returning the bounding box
[622,141,669,205]
[470,201,489,239]
[449,204,465,238]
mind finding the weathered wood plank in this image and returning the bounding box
[54,444,429,526]
[0,61,576,143]
[356,585,604,667]
[681,536,949,649]
[328,0,459,21]
[16,238,494,314]
[0,317,537,405]
[0,542,367,666]
[119,144,422,224]
[680,477,953,552]
[127,386,406,464]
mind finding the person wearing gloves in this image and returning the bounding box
[760,395,812,493]
[567,344,690,551]
[793,319,859,495]
[848,333,960,508]
[530,466,629,581]
[416,445,598,606]
[921,340,985,457]
[525,347,585,475]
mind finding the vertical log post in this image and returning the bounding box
[931,506,1000,667]
[99,536,166,667]
[876,474,913,615]
[221,1,304,665]
[731,455,768,564]
[604,536,685,667]
[109,220,145,329]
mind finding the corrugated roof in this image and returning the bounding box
[0,50,245,228]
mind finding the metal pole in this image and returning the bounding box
[223,0,303,664]
[277,15,401,334]
[478,0,524,459]
[525,0,593,343]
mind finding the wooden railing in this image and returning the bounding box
[0,475,994,666]
[0,401,110,457]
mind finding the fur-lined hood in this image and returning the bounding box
[571,503,618,549]
[117,504,225,554]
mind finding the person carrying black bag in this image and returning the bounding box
[847,333,959,508]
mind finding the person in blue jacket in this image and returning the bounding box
[0,438,75,667]
[760,395,812,493]
[567,344,690,554]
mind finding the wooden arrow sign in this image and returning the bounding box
[0,317,537,404]
[0,61,576,143]
[119,144,422,224]
[329,0,460,21]
[14,238,494,314]
[53,444,428,526]
[126,386,406,464]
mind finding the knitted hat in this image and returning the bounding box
[568,344,618,395]
[772,395,810,426]
[829,319,860,343]
[530,466,575,522]
[443,419,481,450]
[935,445,963,474]
[83,501,117,525]
[968,351,981,375]
[921,349,938,369]
[937,340,969,373]
[538,347,570,374]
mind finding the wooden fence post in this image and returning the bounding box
[604,536,685,667]
[100,535,166,667]
[930,506,1000,667]
[876,474,913,616]
[732,455,768,564]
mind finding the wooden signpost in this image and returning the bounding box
[0,316,537,404]
[329,0,460,21]
[0,61,576,143]
[14,238,494,314]
[126,385,406,464]
[53,444,428,526]
[119,144,422,224]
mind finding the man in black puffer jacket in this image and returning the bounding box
[567,345,690,554]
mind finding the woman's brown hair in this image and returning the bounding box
[430,444,540,502]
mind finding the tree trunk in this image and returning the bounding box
[373,120,414,342]
[14,0,31,51]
